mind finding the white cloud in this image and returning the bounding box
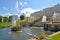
[21,8,40,17]
[26,14,30,17]
[4,13,12,16]
[1,13,12,17]
[3,7,13,11]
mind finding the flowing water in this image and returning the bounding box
[0,27,44,40]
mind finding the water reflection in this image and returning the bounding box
[8,32,11,34]
[0,27,44,40]
[12,32,21,40]
[24,28,33,36]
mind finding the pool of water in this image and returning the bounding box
[0,27,44,40]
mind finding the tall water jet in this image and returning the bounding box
[41,15,47,22]
[11,0,19,27]
[11,1,21,31]
[11,15,21,31]
[11,15,18,27]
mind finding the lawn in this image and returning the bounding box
[0,18,31,28]
[49,33,60,40]
[0,22,12,28]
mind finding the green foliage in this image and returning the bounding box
[20,15,25,20]
[3,17,8,23]
[0,16,2,22]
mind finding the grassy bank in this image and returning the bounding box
[0,22,12,28]
[49,33,60,40]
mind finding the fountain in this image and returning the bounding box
[11,15,17,27]
[11,15,21,31]
[11,1,22,31]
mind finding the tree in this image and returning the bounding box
[20,15,25,20]
[3,17,8,23]
[8,16,13,22]
[0,16,2,22]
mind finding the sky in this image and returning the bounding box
[0,0,60,17]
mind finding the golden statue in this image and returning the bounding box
[15,20,20,27]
